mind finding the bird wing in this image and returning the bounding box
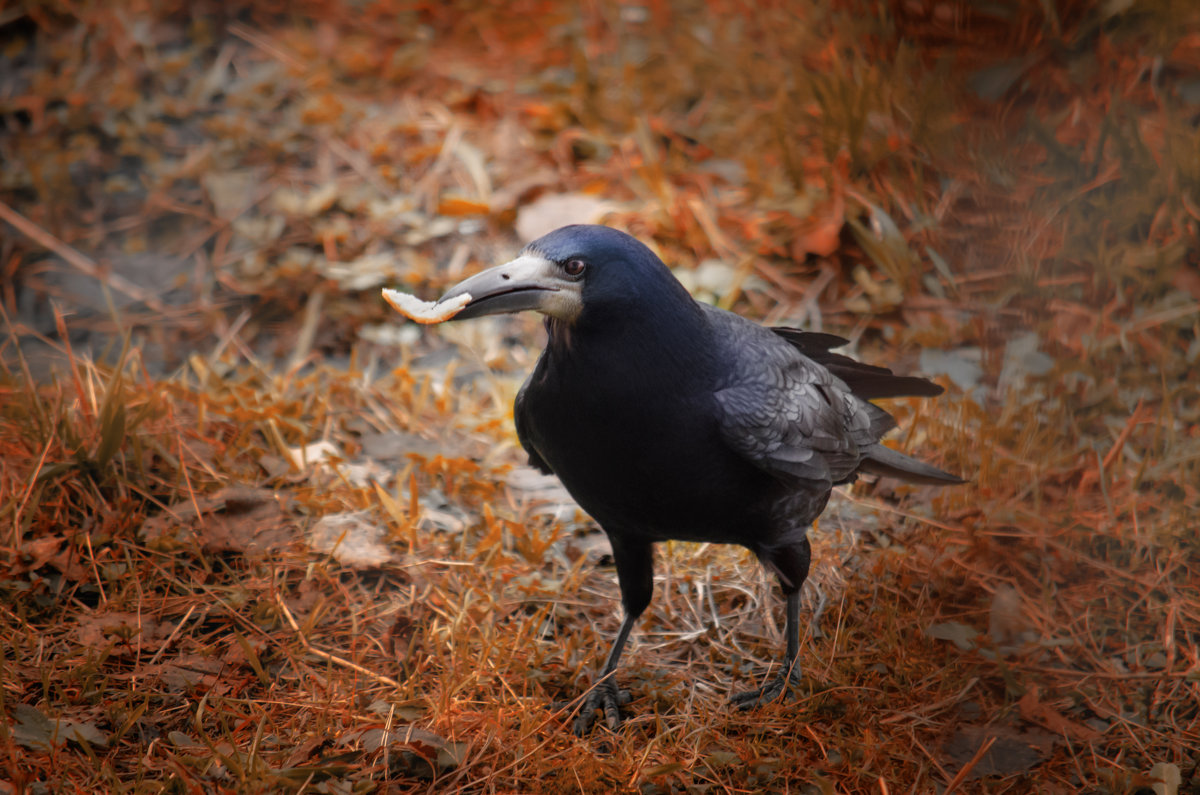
[770,327,944,400]
[709,310,892,488]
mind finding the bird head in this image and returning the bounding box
[439,225,696,329]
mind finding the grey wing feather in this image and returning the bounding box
[710,310,888,488]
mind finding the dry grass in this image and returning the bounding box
[2,1,1198,792]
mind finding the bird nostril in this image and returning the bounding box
[501,273,510,280]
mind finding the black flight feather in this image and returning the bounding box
[771,327,945,400]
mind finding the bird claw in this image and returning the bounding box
[572,680,631,735]
[730,664,804,709]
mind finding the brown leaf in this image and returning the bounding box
[139,487,297,556]
[942,723,1056,780]
[10,704,109,751]
[309,511,395,567]
[74,611,165,653]
[1017,686,1103,742]
[22,535,66,570]
[21,536,89,581]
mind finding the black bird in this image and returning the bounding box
[434,225,962,733]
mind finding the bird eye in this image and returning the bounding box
[563,259,587,278]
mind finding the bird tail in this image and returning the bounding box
[860,443,965,485]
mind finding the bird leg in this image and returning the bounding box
[730,589,804,708]
[573,612,636,734]
[573,537,652,735]
[732,537,811,709]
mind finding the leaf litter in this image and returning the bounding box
[1,1,1198,792]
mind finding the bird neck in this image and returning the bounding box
[543,298,712,386]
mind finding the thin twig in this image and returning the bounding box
[0,199,168,312]
[943,735,996,794]
[148,604,200,667]
[274,593,404,690]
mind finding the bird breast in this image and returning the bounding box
[519,345,779,543]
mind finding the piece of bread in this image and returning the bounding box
[381,288,472,324]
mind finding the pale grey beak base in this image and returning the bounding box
[440,254,583,322]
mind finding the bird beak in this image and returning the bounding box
[439,254,583,322]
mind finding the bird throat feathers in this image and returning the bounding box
[545,315,575,352]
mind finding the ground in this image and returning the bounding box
[1,2,1198,793]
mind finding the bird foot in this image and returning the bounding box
[730,664,804,709]
[572,679,632,735]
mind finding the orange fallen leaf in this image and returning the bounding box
[437,197,491,216]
